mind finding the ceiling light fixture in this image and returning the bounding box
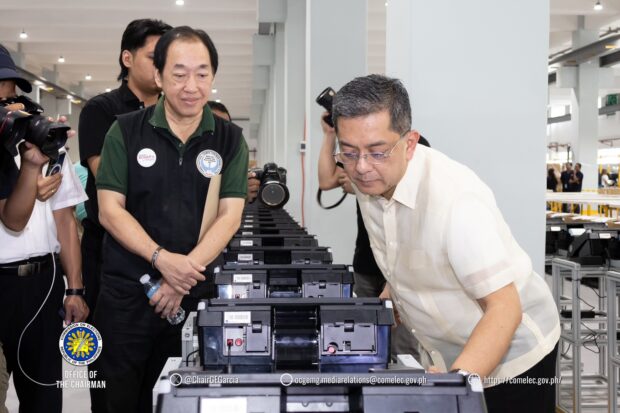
[105,88,112,92]
[58,56,65,63]
[66,94,73,100]
[211,88,218,94]
[594,0,603,11]
[176,0,184,5]
[33,80,44,86]
[85,74,92,81]
[19,30,28,40]
[215,99,221,103]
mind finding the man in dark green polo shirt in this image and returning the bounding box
[95,26,248,413]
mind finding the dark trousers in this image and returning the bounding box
[484,343,558,413]
[80,221,106,413]
[94,276,198,413]
[0,259,64,413]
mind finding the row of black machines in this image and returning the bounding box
[153,198,487,412]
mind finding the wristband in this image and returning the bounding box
[65,288,85,297]
[151,246,164,269]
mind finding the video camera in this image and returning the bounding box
[0,95,69,161]
[251,162,289,209]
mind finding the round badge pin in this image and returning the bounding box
[196,149,223,178]
[137,148,157,168]
[58,322,103,366]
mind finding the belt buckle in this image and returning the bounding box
[17,263,37,277]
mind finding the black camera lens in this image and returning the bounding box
[253,162,290,209]
[26,116,69,161]
[0,97,68,161]
[261,182,288,208]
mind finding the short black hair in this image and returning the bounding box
[332,74,411,136]
[207,101,231,120]
[118,19,172,81]
[154,26,218,75]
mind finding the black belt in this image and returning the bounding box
[0,253,57,276]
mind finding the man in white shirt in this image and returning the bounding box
[330,74,560,413]
[0,67,89,413]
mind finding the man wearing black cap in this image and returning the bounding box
[0,44,89,413]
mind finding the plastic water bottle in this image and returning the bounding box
[139,274,186,325]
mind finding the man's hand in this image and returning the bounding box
[154,249,206,295]
[379,284,391,300]
[149,279,183,318]
[36,173,62,201]
[379,284,401,325]
[337,172,354,194]
[4,102,25,112]
[18,141,62,202]
[320,111,336,137]
[18,141,49,169]
[247,172,260,203]
[63,296,89,325]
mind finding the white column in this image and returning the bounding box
[386,0,549,274]
[255,0,368,265]
[571,21,600,190]
[281,0,306,224]
[303,0,368,264]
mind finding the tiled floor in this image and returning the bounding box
[6,361,91,413]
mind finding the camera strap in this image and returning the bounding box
[316,189,347,210]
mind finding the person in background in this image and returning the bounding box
[601,168,615,188]
[569,162,583,192]
[207,100,259,203]
[0,44,66,413]
[560,162,573,192]
[0,46,88,413]
[73,161,88,223]
[546,168,558,192]
[331,74,559,413]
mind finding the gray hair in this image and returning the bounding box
[332,74,412,136]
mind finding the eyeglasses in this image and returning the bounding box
[334,135,407,165]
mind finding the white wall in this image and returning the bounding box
[302,0,368,265]
[254,0,368,265]
[386,0,550,275]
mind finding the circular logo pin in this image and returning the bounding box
[59,322,103,366]
[137,148,157,168]
[196,149,223,178]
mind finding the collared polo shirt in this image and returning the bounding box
[356,144,560,385]
[96,96,248,198]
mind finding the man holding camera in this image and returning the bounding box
[0,45,89,413]
[330,74,559,413]
[96,26,248,412]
